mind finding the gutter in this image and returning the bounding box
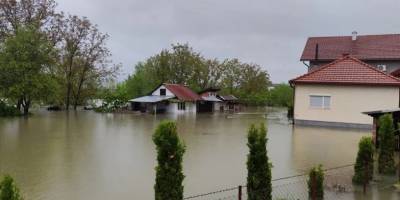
[302,61,311,71]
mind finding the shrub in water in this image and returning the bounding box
[0,175,22,200]
[352,137,374,184]
[307,165,324,200]
[153,121,185,200]
[378,114,396,174]
[246,123,272,200]
[0,101,20,117]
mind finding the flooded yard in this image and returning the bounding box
[0,107,398,199]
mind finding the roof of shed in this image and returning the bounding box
[290,56,400,86]
[300,34,400,61]
[202,96,222,102]
[218,95,238,101]
[129,95,174,103]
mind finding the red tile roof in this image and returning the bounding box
[300,34,400,61]
[164,83,202,101]
[290,56,400,86]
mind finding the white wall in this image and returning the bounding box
[294,84,399,125]
[166,102,197,114]
[151,85,175,96]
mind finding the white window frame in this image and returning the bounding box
[178,102,186,110]
[309,95,331,109]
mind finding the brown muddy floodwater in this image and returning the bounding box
[0,107,398,199]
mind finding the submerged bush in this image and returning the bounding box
[153,121,185,200]
[246,123,272,200]
[352,137,374,184]
[307,165,324,200]
[0,101,20,117]
[378,114,396,174]
[0,175,22,200]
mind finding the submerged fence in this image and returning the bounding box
[183,164,355,200]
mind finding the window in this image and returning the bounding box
[309,95,331,109]
[160,89,166,96]
[178,102,186,110]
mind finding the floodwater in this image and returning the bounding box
[0,107,397,199]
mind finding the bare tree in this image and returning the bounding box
[58,15,116,110]
[0,0,56,39]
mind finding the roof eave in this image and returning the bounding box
[290,81,400,87]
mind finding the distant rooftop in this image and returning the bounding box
[300,33,400,61]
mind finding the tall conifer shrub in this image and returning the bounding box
[352,137,374,184]
[378,114,396,174]
[246,123,272,200]
[153,121,185,200]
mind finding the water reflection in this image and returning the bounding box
[291,125,368,172]
[0,108,397,199]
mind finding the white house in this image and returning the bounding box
[290,56,400,129]
[129,83,201,114]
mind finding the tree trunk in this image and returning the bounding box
[16,97,22,111]
[22,99,30,116]
[66,83,71,110]
[73,77,84,110]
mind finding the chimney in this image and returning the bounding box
[315,43,319,60]
[352,31,357,41]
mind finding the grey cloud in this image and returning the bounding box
[56,0,400,82]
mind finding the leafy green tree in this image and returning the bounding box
[122,43,271,105]
[0,175,22,200]
[247,123,272,200]
[352,137,374,184]
[0,25,56,115]
[267,83,293,107]
[153,121,185,200]
[307,165,324,200]
[378,114,396,174]
[125,62,157,98]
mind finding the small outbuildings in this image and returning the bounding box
[362,109,400,150]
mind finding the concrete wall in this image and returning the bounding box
[151,85,175,96]
[294,84,399,125]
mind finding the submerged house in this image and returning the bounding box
[198,88,240,112]
[217,95,240,112]
[198,88,222,112]
[129,83,201,113]
[290,55,400,128]
[129,83,240,114]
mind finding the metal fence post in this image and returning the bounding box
[238,185,242,200]
[363,161,368,194]
[312,174,316,200]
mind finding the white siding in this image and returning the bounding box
[151,85,175,96]
[167,102,197,113]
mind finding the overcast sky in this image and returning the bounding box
[56,0,400,83]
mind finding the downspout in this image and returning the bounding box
[289,81,295,125]
[302,61,310,71]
